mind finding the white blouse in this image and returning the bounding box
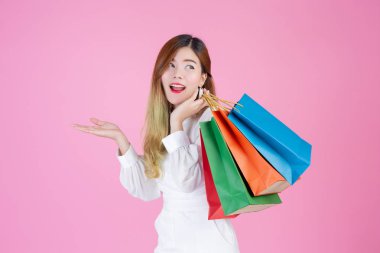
[116,107,241,253]
[116,107,213,201]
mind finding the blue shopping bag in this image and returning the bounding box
[228,93,312,185]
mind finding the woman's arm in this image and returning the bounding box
[116,135,161,201]
[72,118,160,201]
[162,108,212,193]
[116,134,131,156]
[162,130,203,193]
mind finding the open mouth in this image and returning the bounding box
[170,84,186,93]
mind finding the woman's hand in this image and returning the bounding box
[72,118,130,155]
[170,88,209,133]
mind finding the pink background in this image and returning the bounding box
[1,0,379,252]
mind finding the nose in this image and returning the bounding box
[173,67,183,79]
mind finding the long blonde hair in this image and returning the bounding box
[141,34,216,179]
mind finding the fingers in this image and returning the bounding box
[192,86,209,107]
[90,117,105,126]
[201,98,209,108]
[73,123,92,129]
[199,88,204,98]
[73,124,114,139]
[73,127,93,134]
[72,124,99,133]
[195,96,209,108]
[202,98,209,108]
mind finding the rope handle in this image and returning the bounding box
[201,90,244,113]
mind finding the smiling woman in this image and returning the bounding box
[126,34,240,252]
[73,34,240,253]
[143,35,216,180]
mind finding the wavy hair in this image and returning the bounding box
[141,34,216,179]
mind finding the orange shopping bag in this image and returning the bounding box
[212,109,290,196]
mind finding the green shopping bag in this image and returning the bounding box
[200,118,282,215]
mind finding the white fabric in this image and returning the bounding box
[117,107,240,253]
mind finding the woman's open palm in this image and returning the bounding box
[72,118,122,140]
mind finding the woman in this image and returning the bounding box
[73,34,241,253]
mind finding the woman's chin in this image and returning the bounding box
[168,98,186,108]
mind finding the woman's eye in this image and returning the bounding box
[169,63,194,70]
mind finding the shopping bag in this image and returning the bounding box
[212,109,290,196]
[200,119,282,216]
[228,93,312,184]
[200,133,239,220]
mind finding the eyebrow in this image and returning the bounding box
[171,58,197,65]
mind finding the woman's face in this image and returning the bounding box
[161,47,207,109]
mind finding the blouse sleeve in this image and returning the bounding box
[161,109,212,193]
[117,145,161,201]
